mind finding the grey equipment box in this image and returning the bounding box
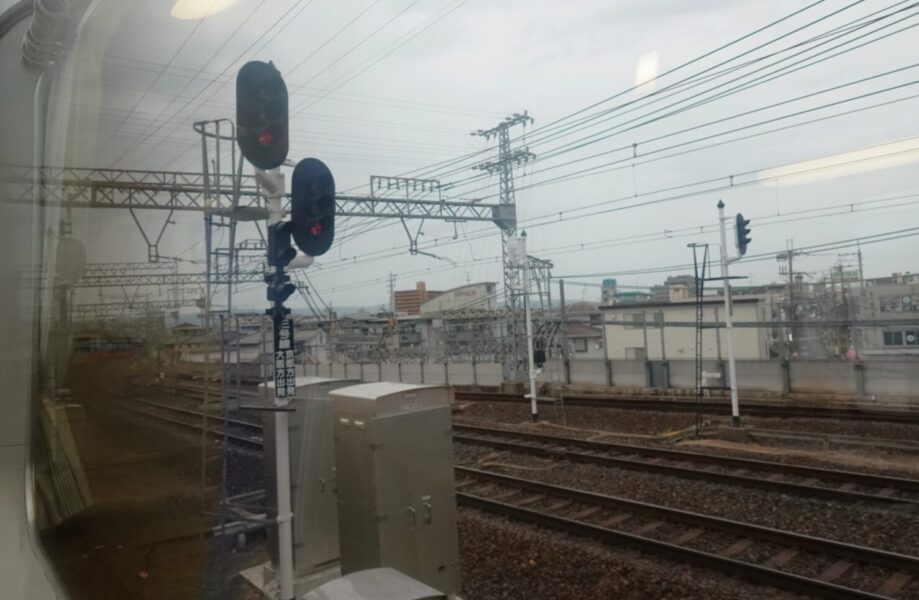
[330,383,460,596]
[263,376,358,575]
[302,567,446,600]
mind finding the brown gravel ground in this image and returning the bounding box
[457,510,807,600]
[456,402,697,435]
[675,439,919,479]
[454,444,919,557]
[455,402,919,478]
[455,401,919,442]
[456,414,919,482]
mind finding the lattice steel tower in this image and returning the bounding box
[472,112,534,377]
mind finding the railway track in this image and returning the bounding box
[456,466,917,599]
[119,395,919,597]
[453,424,919,507]
[455,391,919,425]
[127,395,919,507]
[119,398,264,450]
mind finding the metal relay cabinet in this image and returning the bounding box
[330,382,460,596]
[263,376,357,575]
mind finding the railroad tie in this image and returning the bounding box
[632,520,665,535]
[546,499,572,512]
[799,477,819,486]
[876,487,898,498]
[600,513,633,528]
[569,506,602,520]
[839,482,858,492]
[492,488,522,501]
[875,571,911,597]
[514,494,545,507]
[763,547,799,569]
[472,484,496,496]
[669,528,705,546]
[817,560,853,582]
[719,538,754,558]
[455,479,476,490]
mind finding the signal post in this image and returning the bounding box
[717,200,751,427]
[237,60,336,600]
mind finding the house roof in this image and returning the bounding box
[566,324,602,338]
[564,301,600,313]
[599,296,763,310]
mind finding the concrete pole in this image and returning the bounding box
[522,234,538,422]
[718,200,741,426]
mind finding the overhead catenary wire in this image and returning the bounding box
[445,58,919,198]
[382,0,890,188]
[308,133,919,274]
[112,0,316,169]
[310,226,919,297]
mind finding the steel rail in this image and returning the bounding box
[453,425,919,506]
[118,404,263,449]
[455,391,919,424]
[456,466,919,578]
[118,392,915,596]
[458,494,893,600]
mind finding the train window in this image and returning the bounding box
[2,1,918,599]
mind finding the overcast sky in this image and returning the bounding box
[55,0,919,312]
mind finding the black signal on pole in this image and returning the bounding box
[236,60,289,170]
[266,222,296,303]
[735,212,752,256]
[267,222,296,268]
[267,276,296,304]
[291,158,335,257]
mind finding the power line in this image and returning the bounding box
[312,226,919,297]
[390,1,918,197]
[310,132,919,273]
[555,227,919,280]
[447,60,919,198]
[285,0,418,100]
[308,193,919,294]
[114,0,316,169]
[507,0,916,155]
[388,0,878,187]
[290,0,471,116]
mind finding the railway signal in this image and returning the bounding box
[718,200,741,426]
[735,212,752,256]
[236,60,289,170]
[267,222,296,268]
[291,158,335,257]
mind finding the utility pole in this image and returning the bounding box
[857,239,864,286]
[786,241,796,357]
[559,279,569,383]
[520,232,538,422]
[688,242,709,436]
[472,112,534,380]
[387,271,396,314]
[718,200,741,427]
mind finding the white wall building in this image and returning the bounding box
[601,296,776,361]
[419,282,497,314]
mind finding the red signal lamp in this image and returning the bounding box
[258,130,274,146]
[309,222,323,236]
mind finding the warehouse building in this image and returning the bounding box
[600,296,778,361]
[419,282,497,314]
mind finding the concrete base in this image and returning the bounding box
[240,561,341,599]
